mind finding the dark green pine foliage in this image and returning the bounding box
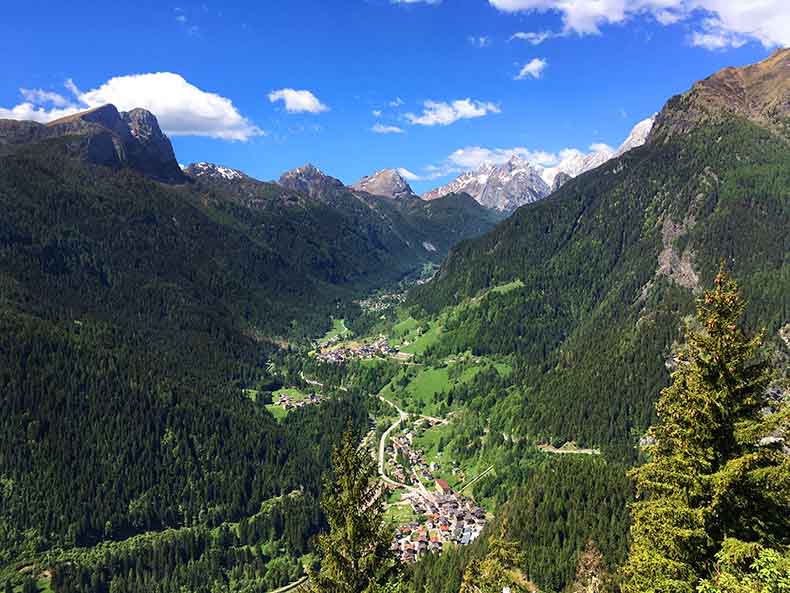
[622,269,790,593]
[459,527,533,593]
[308,430,400,593]
[48,492,315,593]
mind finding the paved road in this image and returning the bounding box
[267,575,308,593]
[377,396,414,490]
[300,371,347,392]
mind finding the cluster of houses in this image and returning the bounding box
[356,290,407,313]
[392,481,487,562]
[274,391,323,410]
[385,422,444,485]
[316,337,394,363]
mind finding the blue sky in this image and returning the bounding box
[0,0,785,192]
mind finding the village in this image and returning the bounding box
[316,336,394,364]
[355,290,407,313]
[383,420,487,563]
[273,390,323,411]
[389,479,486,562]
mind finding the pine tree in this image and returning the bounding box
[307,428,400,593]
[622,267,789,593]
[459,526,533,593]
[571,540,607,593]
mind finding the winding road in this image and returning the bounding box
[377,396,412,489]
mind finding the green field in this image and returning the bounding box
[392,282,523,357]
[318,318,350,345]
[385,503,417,525]
[379,366,450,415]
[265,387,310,421]
[488,278,524,295]
[400,322,442,355]
[378,355,511,416]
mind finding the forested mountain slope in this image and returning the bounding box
[0,105,498,587]
[0,134,372,555]
[409,49,790,456]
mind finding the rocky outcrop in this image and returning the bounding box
[351,169,415,200]
[650,48,790,142]
[550,171,572,192]
[0,104,186,183]
[120,108,184,182]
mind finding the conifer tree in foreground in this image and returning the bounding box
[622,267,790,593]
[307,428,400,593]
[459,525,534,593]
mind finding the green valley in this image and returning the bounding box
[0,37,788,593]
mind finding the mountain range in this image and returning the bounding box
[0,102,502,334]
[423,114,656,212]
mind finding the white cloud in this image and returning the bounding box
[0,102,84,123]
[510,30,554,44]
[372,109,383,117]
[690,17,747,49]
[515,58,547,80]
[268,88,329,114]
[19,88,70,107]
[468,35,491,47]
[447,145,558,169]
[694,0,789,48]
[691,29,745,49]
[371,123,405,134]
[0,73,263,141]
[397,167,422,181]
[405,98,500,126]
[488,0,790,48]
[389,97,405,107]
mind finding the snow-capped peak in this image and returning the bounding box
[613,114,656,158]
[540,115,656,189]
[423,157,549,213]
[185,161,246,181]
[424,114,657,209]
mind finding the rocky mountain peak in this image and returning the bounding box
[121,108,163,142]
[424,157,549,213]
[614,114,656,158]
[424,113,658,209]
[47,104,127,134]
[650,48,790,142]
[351,168,415,200]
[2,103,185,183]
[184,162,247,181]
[278,163,346,201]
